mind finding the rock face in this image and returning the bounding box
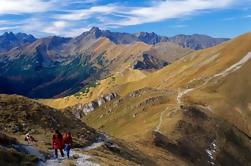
[69,92,118,118]
[80,101,99,116]
[0,32,36,52]
[96,93,117,106]
[134,32,169,44]
[133,54,169,70]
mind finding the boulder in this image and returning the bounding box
[104,93,117,101]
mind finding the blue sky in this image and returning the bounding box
[0,0,251,38]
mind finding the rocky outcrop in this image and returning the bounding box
[133,54,169,70]
[134,32,169,44]
[97,93,117,106]
[69,92,118,118]
[78,101,99,116]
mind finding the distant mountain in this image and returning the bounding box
[0,27,228,98]
[134,32,169,44]
[74,27,228,50]
[134,32,229,50]
[169,34,229,50]
[0,32,36,52]
[0,28,228,53]
[74,27,139,45]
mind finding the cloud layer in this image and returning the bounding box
[0,0,246,36]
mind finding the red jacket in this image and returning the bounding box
[52,134,63,149]
[63,135,73,145]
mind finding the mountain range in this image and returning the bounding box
[41,32,251,165]
[0,27,227,98]
[0,27,229,52]
[1,26,251,166]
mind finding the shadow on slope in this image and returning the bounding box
[153,106,251,166]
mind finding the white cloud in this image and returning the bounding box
[61,27,90,37]
[58,5,118,21]
[54,21,66,28]
[42,21,67,35]
[0,20,12,24]
[56,0,234,33]
[110,0,236,26]
[0,0,54,14]
[47,0,236,36]
[0,0,243,36]
[0,26,19,31]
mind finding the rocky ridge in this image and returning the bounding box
[66,92,118,118]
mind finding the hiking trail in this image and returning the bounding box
[176,52,251,106]
[18,133,110,166]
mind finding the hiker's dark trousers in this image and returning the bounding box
[55,148,64,158]
[64,144,71,158]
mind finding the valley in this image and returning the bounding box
[41,32,251,165]
[0,28,251,166]
[0,27,226,98]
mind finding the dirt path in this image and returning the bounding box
[155,110,166,132]
[176,52,251,106]
[19,134,109,166]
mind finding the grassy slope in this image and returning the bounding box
[40,69,148,109]
[0,133,38,166]
[39,33,251,165]
[144,41,193,62]
[0,94,98,153]
[106,32,251,137]
[39,38,191,108]
[1,94,168,166]
[42,32,251,140]
[80,33,251,165]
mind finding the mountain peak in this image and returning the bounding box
[0,32,36,52]
[2,32,16,39]
[1,32,36,40]
[134,31,168,44]
[89,27,102,33]
[135,31,157,36]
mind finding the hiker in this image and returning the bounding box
[51,129,64,158]
[25,132,37,144]
[63,131,73,158]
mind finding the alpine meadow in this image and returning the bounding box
[0,0,251,166]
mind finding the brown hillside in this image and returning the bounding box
[80,33,251,165]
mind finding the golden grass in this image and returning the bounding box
[81,32,251,140]
[39,69,148,109]
[40,33,251,141]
